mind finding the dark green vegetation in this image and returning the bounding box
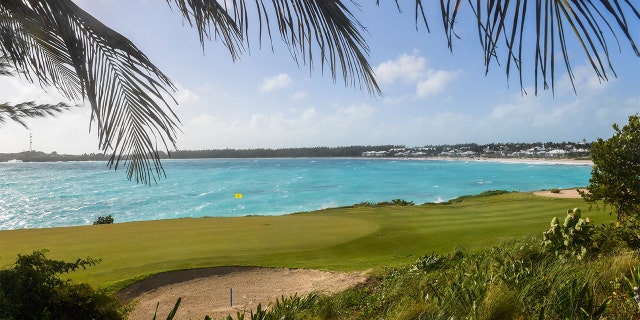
[0,140,588,162]
[0,151,108,163]
[0,250,125,319]
[581,114,640,222]
[93,215,115,225]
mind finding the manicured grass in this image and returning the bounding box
[0,192,612,290]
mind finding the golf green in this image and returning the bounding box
[0,192,607,289]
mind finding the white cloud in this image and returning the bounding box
[374,52,460,99]
[336,103,375,119]
[259,73,291,93]
[176,103,380,149]
[556,64,612,95]
[174,83,200,105]
[415,70,459,97]
[374,53,426,85]
[291,91,307,101]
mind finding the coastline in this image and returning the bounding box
[366,156,593,166]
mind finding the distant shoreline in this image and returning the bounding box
[361,156,593,166]
[0,155,594,166]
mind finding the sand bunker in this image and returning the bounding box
[532,188,585,198]
[120,266,368,320]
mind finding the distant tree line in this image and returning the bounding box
[0,151,108,162]
[167,145,401,159]
[0,141,590,162]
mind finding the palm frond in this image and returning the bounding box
[0,54,12,76]
[414,0,639,94]
[167,0,381,95]
[0,101,74,128]
[0,0,180,183]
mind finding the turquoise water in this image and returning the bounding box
[0,158,592,229]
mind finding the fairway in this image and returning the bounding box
[0,192,611,289]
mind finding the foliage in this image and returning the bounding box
[182,238,638,320]
[580,114,640,222]
[411,253,444,273]
[543,208,595,260]
[446,189,512,203]
[550,188,561,194]
[390,199,414,206]
[353,198,414,207]
[93,215,114,225]
[0,249,125,319]
[0,102,75,129]
[171,145,401,158]
[301,238,639,319]
[590,220,640,252]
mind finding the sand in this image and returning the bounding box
[532,188,586,198]
[119,266,368,320]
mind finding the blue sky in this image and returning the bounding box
[0,1,638,154]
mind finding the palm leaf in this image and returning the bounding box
[0,0,180,183]
[0,101,75,128]
[167,0,381,95]
[414,0,639,94]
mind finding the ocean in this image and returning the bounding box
[0,158,592,230]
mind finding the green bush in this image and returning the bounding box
[0,250,126,320]
[550,188,561,193]
[390,199,414,206]
[93,215,115,225]
[447,190,511,203]
[543,208,594,260]
[352,199,414,207]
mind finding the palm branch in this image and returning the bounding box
[0,0,181,183]
[427,0,639,94]
[0,101,75,128]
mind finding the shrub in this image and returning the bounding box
[0,249,126,319]
[550,188,561,193]
[353,199,415,207]
[93,215,114,225]
[390,199,414,206]
[542,208,594,260]
[447,190,511,203]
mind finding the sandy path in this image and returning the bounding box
[120,267,368,320]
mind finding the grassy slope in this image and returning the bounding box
[0,192,611,289]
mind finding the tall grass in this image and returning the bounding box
[227,236,639,320]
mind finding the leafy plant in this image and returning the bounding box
[0,249,125,319]
[390,199,414,206]
[93,214,115,225]
[411,253,444,273]
[543,208,594,260]
[580,114,640,222]
[550,279,611,320]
